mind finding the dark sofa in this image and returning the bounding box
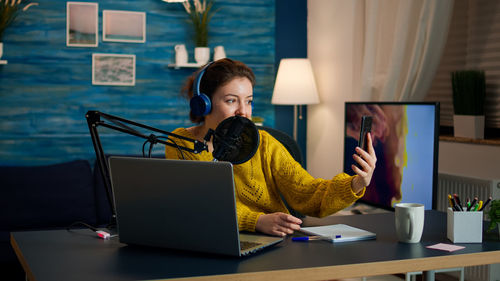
[0,159,112,280]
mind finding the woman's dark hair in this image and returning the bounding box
[181,58,256,123]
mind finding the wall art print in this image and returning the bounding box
[92,53,136,86]
[103,10,146,43]
[66,2,98,47]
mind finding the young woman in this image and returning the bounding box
[165,58,377,237]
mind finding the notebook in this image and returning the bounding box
[108,156,283,257]
[300,224,376,243]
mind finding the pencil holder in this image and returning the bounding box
[447,208,483,243]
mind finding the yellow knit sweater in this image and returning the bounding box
[165,128,365,232]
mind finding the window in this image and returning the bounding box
[426,0,500,130]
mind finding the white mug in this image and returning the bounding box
[395,203,425,243]
[174,44,188,65]
[213,45,226,61]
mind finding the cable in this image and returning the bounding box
[157,136,186,160]
[67,221,98,232]
[66,221,112,239]
[142,139,149,157]
[148,140,154,158]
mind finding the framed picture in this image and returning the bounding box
[66,2,98,47]
[103,10,146,43]
[92,54,136,86]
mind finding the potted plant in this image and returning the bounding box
[181,0,217,65]
[0,0,38,60]
[451,70,486,139]
[487,199,500,237]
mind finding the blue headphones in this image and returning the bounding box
[190,62,214,117]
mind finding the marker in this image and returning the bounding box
[476,200,483,212]
[448,194,460,211]
[292,235,341,242]
[447,194,454,209]
[472,201,480,211]
[479,197,492,211]
[468,197,478,211]
[453,194,464,211]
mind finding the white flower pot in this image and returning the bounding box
[194,47,210,65]
[0,42,3,60]
[453,114,485,139]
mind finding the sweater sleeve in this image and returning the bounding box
[235,199,265,232]
[263,133,365,218]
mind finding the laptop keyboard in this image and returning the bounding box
[240,240,262,251]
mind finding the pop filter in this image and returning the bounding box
[211,116,260,164]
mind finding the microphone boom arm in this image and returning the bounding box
[85,110,208,226]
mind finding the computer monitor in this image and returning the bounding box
[343,102,439,210]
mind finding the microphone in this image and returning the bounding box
[208,116,260,164]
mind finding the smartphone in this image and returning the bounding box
[358,116,372,151]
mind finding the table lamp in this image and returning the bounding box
[271,58,320,140]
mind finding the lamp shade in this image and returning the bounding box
[271,58,320,105]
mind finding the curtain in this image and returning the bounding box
[354,0,454,102]
[307,0,454,178]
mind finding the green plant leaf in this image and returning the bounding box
[451,70,486,115]
[487,200,500,231]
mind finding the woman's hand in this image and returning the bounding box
[351,132,377,193]
[255,212,302,236]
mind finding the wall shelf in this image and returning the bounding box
[440,134,500,146]
[167,62,203,69]
[0,60,7,65]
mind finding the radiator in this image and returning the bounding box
[436,173,500,281]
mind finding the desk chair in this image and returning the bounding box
[256,126,304,218]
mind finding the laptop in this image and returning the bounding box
[108,156,283,256]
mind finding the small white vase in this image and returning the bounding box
[0,42,3,60]
[213,45,226,61]
[453,115,485,139]
[174,44,188,65]
[194,47,210,65]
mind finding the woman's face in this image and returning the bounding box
[204,77,253,129]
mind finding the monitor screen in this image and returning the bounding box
[343,102,439,210]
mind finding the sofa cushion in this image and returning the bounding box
[0,159,97,230]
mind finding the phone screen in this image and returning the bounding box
[358,116,372,151]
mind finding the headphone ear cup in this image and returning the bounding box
[190,93,212,116]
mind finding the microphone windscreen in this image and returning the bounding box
[212,116,259,164]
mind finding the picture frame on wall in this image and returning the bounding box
[103,10,146,43]
[66,2,98,47]
[92,54,136,86]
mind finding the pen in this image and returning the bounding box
[291,235,341,241]
[479,196,492,211]
[453,194,463,211]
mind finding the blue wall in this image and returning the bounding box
[0,0,276,166]
[275,0,308,166]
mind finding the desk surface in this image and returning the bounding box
[11,211,500,281]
